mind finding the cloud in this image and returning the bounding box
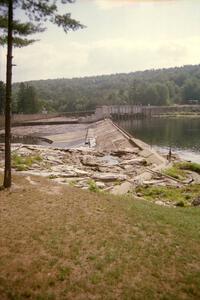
[86,36,199,74]
[1,34,200,82]
[94,0,133,10]
[94,0,177,10]
[4,41,89,82]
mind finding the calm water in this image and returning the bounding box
[118,117,200,163]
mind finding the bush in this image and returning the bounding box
[88,180,100,193]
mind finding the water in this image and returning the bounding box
[117,117,200,163]
[0,134,52,146]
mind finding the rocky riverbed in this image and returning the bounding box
[0,119,200,206]
[0,142,199,206]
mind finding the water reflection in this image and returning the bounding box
[117,117,200,162]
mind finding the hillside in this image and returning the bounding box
[11,64,200,113]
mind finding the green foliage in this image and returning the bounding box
[0,0,84,45]
[135,184,200,206]
[164,166,187,180]
[176,200,185,207]
[88,179,100,193]
[176,162,200,174]
[12,64,200,112]
[182,79,200,103]
[0,13,43,47]
[48,174,58,180]
[68,180,78,187]
[12,154,42,171]
[17,83,42,113]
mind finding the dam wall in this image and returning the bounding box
[0,105,199,128]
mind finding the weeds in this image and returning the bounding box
[58,266,71,281]
[176,162,200,174]
[135,184,200,206]
[12,154,42,171]
[88,179,100,193]
[163,161,200,180]
[164,166,186,180]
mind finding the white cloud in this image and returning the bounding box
[0,35,198,82]
[94,0,178,10]
[86,36,200,74]
[0,0,199,82]
[10,41,89,81]
[94,0,133,10]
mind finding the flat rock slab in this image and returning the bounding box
[111,181,133,195]
[92,173,127,182]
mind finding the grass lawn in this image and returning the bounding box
[0,174,200,299]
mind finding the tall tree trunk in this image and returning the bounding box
[4,0,13,188]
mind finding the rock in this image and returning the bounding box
[95,181,106,188]
[190,172,200,184]
[44,155,63,164]
[111,181,133,195]
[120,157,146,165]
[143,180,165,185]
[155,200,169,207]
[92,173,127,182]
[136,193,143,197]
[88,138,96,148]
[81,155,100,167]
[131,171,152,182]
[74,168,90,177]
[51,165,90,178]
[192,196,200,206]
[111,148,138,157]
[99,155,119,166]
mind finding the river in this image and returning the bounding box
[117,117,200,163]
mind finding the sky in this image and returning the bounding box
[0,0,200,82]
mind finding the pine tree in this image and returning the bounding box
[1,0,84,188]
[0,81,6,114]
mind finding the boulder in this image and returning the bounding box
[81,155,100,167]
[192,196,200,206]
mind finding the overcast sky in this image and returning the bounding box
[0,0,200,82]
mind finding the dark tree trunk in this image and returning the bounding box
[3,0,13,188]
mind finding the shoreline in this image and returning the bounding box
[152,113,200,118]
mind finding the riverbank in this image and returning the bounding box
[117,116,200,165]
[1,173,200,300]
[152,112,200,118]
[1,119,200,206]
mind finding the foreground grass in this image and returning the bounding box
[1,174,200,299]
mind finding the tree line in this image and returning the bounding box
[1,64,200,116]
[9,64,200,114]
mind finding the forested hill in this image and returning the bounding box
[11,64,200,113]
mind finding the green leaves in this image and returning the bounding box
[0,14,42,47]
[19,0,85,33]
[54,13,85,32]
[0,0,84,48]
